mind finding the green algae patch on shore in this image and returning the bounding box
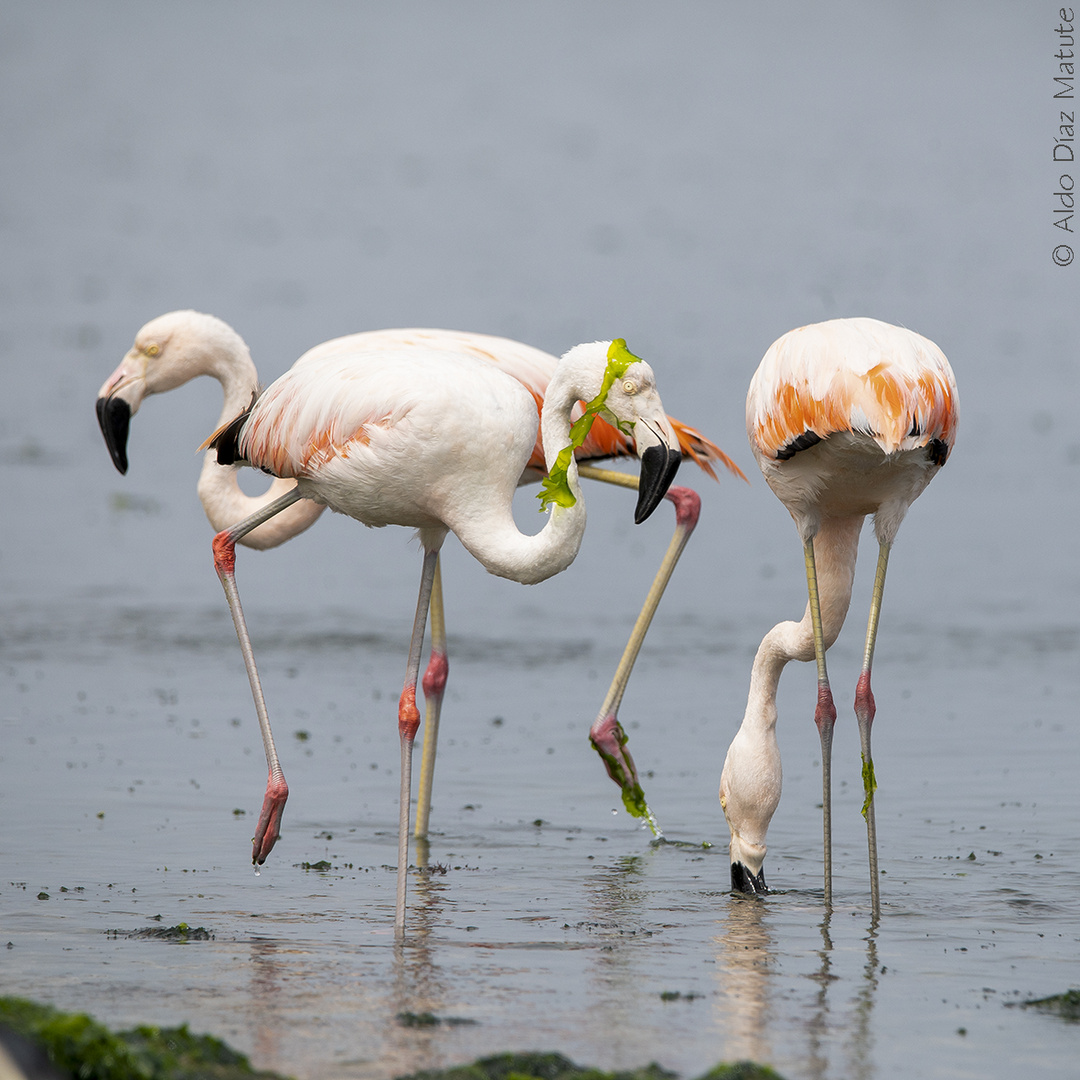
[0,996,292,1080]
[1019,989,1080,1021]
[1,999,785,1080]
[395,1052,786,1080]
[397,1012,478,1028]
[695,1065,787,1080]
[106,924,214,942]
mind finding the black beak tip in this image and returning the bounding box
[96,396,130,475]
[730,861,768,896]
[634,444,682,524]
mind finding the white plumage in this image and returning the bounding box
[721,317,959,913]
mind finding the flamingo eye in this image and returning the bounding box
[144,342,160,357]
[622,379,637,395]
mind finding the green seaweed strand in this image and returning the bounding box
[861,754,877,818]
[537,339,641,512]
[589,721,648,818]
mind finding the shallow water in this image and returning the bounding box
[3,599,1078,1079]
[2,4,1079,1080]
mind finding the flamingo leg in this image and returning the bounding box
[579,466,701,836]
[412,471,701,846]
[805,536,837,908]
[856,541,890,916]
[414,557,448,842]
[396,545,440,937]
[212,488,304,864]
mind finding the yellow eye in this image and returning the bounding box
[622,379,637,394]
[144,342,160,357]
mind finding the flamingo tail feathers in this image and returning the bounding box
[200,392,257,466]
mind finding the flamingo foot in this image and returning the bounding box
[252,775,289,864]
[589,715,660,834]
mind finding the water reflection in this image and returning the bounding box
[805,913,835,1080]
[714,897,774,1065]
[580,854,652,1047]
[247,937,286,1066]
[845,916,879,1080]
[386,860,453,1073]
[714,901,882,1080]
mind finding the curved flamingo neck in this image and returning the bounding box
[720,515,864,870]
[180,319,324,549]
[449,348,608,584]
[745,514,864,732]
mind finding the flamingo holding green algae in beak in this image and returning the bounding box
[96,312,744,882]
[204,334,686,934]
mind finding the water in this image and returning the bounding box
[1,4,1078,1079]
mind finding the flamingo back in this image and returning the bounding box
[747,318,958,464]
[292,327,742,482]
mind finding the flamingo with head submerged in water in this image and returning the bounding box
[719,317,958,914]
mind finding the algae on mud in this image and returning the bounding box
[396,1053,786,1080]
[1017,990,1080,1022]
[0,997,290,1080]
[0,999,787,1080]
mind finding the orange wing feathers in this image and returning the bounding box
[213,325,745,484]
[748,319,958,461]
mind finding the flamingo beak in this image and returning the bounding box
[96,352,147,475]
[96,394,132,474]
[633,417,681,523]
[730,860,769,896]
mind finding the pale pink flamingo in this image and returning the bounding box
[719,317,958,913]
[203,332,685,933]
[97,312,743,859]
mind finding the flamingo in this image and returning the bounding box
[719,317,958,913]
[96,312,743,849]
[202,332,684,933]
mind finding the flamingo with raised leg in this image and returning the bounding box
[97,312,743,858]
[201,332,683,933]
[719,317,958,914]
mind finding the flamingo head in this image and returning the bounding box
[719,727,781,897]
[96,310,253,474]
[539,339,682,522]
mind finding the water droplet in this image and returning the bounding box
[611,809,618,816]
[254,867,261,877]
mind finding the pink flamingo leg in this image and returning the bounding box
[804,536,837,908]
[396,544,442,937]
[587,485,700,835]
[414,557,449,842]
[212,488,302,864]
[855,541,890,916]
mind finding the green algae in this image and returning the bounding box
[537,338,641,512]
[106,924,213,941]
[396,1012,477,1028]
[1019,989,1080,1021]
[0,998,786,1080]
[397,1053,675,1080]
[588,720,659,834]
[648,838,713,851]
[860,755,877,819]
[395,1052,786,1080]
[0,997,290,1079]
